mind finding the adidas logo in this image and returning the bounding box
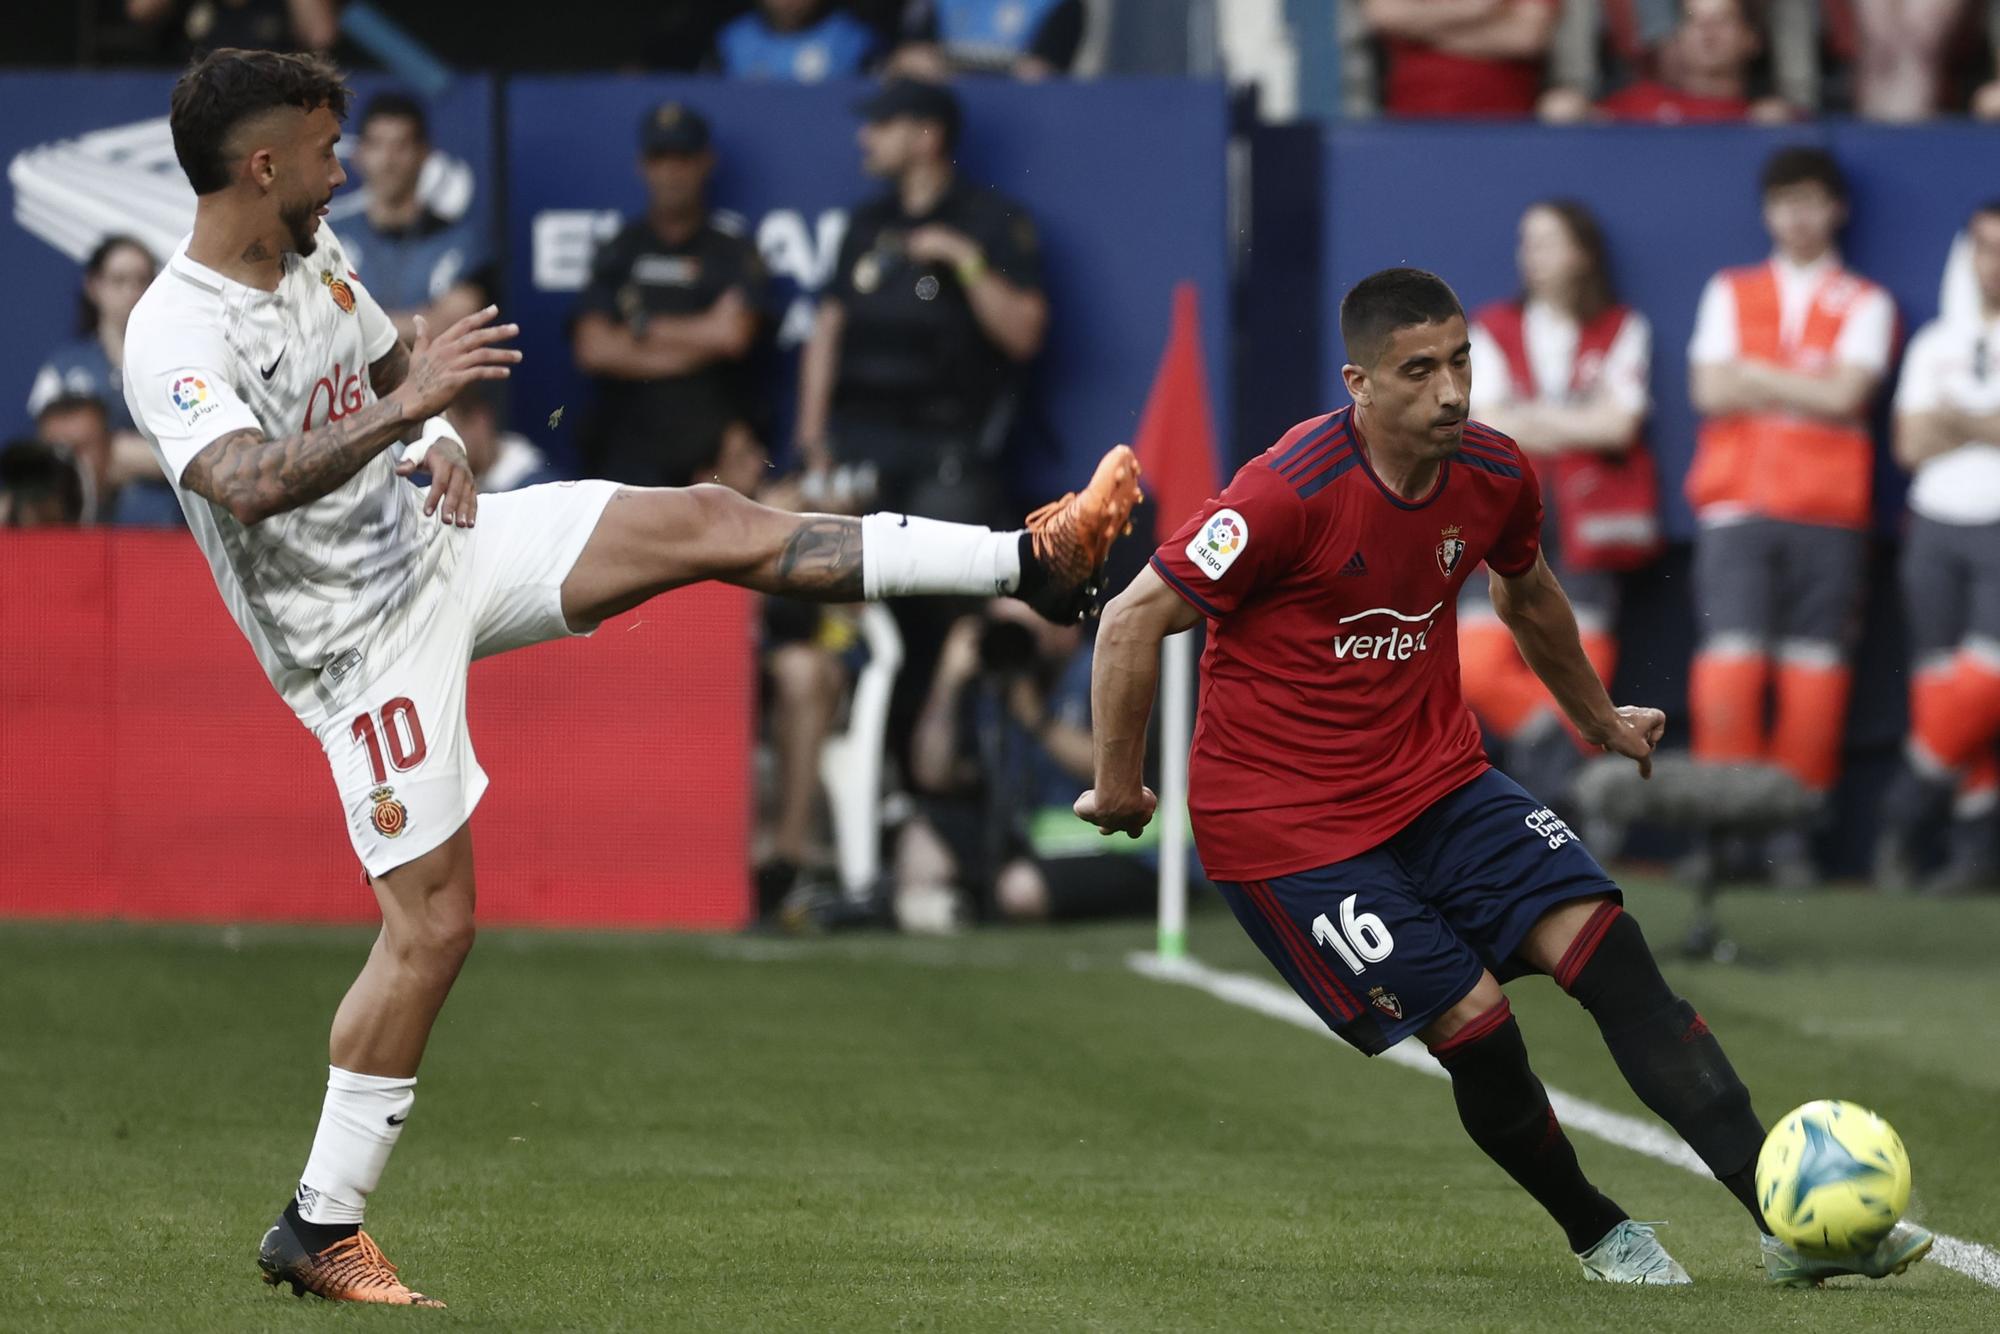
[1339,551,1368,577]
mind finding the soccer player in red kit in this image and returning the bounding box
[1075,269,1933,1286]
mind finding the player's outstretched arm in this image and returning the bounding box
[1075,565,1200,837]
[180,307,518,527]
[1491,553,1664,776]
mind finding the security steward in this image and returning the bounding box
[794,78,1048,525]
[572,102,767,488]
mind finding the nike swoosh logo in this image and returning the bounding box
[261,347,286,379]
[386,1112,408,1125]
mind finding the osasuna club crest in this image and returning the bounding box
[1436,524,1466,578]
[1368,986,1404,1020]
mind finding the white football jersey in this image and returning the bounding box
[124,227,455,723]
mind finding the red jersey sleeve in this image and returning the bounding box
[1149,461,1307,619]
[1485,459,1544,577]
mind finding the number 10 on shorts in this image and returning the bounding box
[351,697,428,784]
[1312,894,1395,974]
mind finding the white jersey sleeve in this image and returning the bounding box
[347,260,401,365]
[1687,273,1737,367]
[123,315,264,485]
[1833,283,1896,375]
[1892,321,1949,416]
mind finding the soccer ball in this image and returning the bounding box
[1756,1100,1911,1258]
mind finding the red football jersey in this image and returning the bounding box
[1150,407,1543,881]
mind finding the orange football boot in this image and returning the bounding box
[259,1213,443,1307]
[1019,443,1144,623]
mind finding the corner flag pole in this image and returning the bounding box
[1157,629,1193,961]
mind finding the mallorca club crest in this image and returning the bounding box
[1368,986,1404,1021]
[322,268,356,314]
[368,785,408,838]
[1436,524,1466,578]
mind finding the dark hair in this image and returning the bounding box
[35,393,111,429]
[1522,199,1617,322]
[169,47,351,196]
[1760,146,1847,204]
[358,90,429,143]
[75,234,157,336]
[1972,199,2000,227]
[0,438,85,527]
[1340,268,1464,368]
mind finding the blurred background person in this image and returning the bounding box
[123,0,338,57]
[1359,0,1558,119]
[1850,0,1968,121]
[36,393,181,526]
[1541,0,1797,124]
[0,438,86,528]
[1684,147,1895,885]
[1461,200,1658,803]
[1875,201,2000,896]
[571,102,767,489]
[711,0,883,81]
[342,91,495,343]
[29,235,167,501]
[887,0,1088,80]
[444,386,562,494]
[895,600,1156,932]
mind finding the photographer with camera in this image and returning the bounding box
[895,599,1156,932]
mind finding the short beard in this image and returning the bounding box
[280,198,319,257]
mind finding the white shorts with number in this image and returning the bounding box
[310,479,621,876]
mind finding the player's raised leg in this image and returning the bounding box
[259,827,476,1308]
[557,446,1142,631]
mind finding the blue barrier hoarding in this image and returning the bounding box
[504,76,1230,499]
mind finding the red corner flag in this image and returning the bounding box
[1132,282,1220,541]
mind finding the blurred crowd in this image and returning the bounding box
[8,0,2000,928]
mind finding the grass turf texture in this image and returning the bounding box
[1,877,1994,1332]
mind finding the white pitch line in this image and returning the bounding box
[1128,950,2000,1292]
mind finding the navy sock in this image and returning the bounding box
[1560,906,1770,1233]
[1430,999,1629,1253]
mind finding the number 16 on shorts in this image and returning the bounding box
[1313,894,1395,974]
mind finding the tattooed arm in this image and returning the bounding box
[180,306,519,526]
[180,402,413,526]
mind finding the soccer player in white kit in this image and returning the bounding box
[124,49,1142,1307]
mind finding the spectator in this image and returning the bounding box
[1684,147,1896,886]
[571,102,767,488]
[888,0,1087,80]
[343,93,495,343]
[895,602,1154,931]
[795,79,1047,522]
[1541,0,1798,123]
[1851,0,1966,121]
[124,0,338,55]
[1359,0,1559,119]
[444,387,562,493]
[711,0,882,81]
[31,235,157,442]
[1875,201,2000,895]
[36,394,182,526]
[0,439,85,529]
[1461,200,1657,801]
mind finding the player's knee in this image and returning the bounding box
[768,643,827,703]
[386,897,477,976]
[994,860,1049,921]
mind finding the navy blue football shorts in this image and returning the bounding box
[1216,768,1621,1056]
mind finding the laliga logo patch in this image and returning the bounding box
[1436,524,1466,578]
[1187,508,1247,581]
[369,785,408,838]
[168,374,218,428]
[322,268,356,314]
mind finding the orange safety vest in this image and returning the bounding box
[1685,263,1883,529]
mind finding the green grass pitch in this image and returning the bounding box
[2,877,1995,1331]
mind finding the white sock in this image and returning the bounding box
[295,1066,416,1226]
[860,512,1023,599]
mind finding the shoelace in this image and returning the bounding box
[1024,492,1081,568]
[1612,1221,1674,1276]
[315,1232,405,1293]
